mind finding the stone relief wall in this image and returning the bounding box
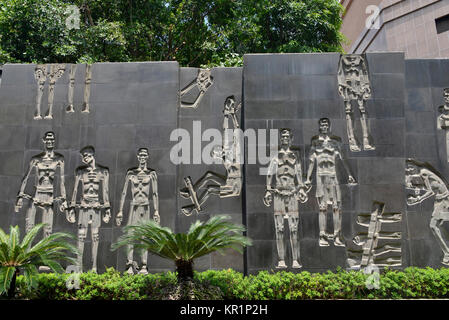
[0,53,448,274]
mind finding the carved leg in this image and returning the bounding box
[333,206,345,247]
[66,64,76,113]
[181,204,197,216]
[180,171,224,199]
[183,176,202,212]
[45,82,55,119]
[25,202,37,233]
[288,215,302,269]
[139,249,149,275]
[82,64,92,113]
[77,226,87,272]
[345,101,361,152]
[358,99,375,151]
[274,214,287,269]
[42,206,54,239]
[446,131,449,163]
[91,227,99,273]
[126,243,135,274]
[35,82,45,120]
[430,218,449,264]
[37,207,55,272]
[318,198,329,246]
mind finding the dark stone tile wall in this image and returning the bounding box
[0,53,448,275]
[405,59,449,268]
[177,67,244,272]
[243,52,407,274]
[0,62,179,273]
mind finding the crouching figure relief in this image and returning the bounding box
[263,128,308,269]
[405,158,449,265]
[116,148,159,275]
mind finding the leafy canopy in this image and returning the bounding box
[0,0,344,66]
[0,223,77,295]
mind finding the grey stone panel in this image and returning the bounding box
[429,60,449,88]
[406,87,433,112]
[0,62,179,274]
[177,67,243,271]
[365,52,405,75]
[405,60,431,88]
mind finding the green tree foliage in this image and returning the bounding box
[111,215,251,282]
[0,0,344,66]
[0,223,77,298]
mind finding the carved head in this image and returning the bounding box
[80,146,95,165]
[405,159,419,176]
[137,148,149,165]
[224,95,236,114]
[318,118,331,134]
[343,55,362,67]
[444,88,449,104]
[43,131,55,150]
[279,128,292,147]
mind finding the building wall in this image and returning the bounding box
[342,0,449,58]
[340,0,383,52]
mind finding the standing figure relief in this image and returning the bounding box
[263,128,308,269]
[116,148,159,275]
[338,54,375,152]
[15,131,68,272]
[305,118,357,247]
[67,146,111,273]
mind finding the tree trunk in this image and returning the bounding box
[175,259,194,282]
[7,269,19,299]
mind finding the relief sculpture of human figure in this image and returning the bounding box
[180,95,242,216]
[263,128,308,269]
[405,159,449,265]
[15,132,68,272]
[305,118,357,247]
[437,88,449,162]
[116,148,159,275]
[338,54,375,152]
[67,146,111,273]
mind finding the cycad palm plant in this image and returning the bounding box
[112,215,252,282]
[0,223,78,298]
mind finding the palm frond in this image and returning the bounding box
[111,214,252,264]
[0,224,78,297]
[0,266,16,294]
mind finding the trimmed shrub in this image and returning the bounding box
[13,267,449,300]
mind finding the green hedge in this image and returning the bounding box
[14,267,449,300]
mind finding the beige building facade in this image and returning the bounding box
[340,0,449,58]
